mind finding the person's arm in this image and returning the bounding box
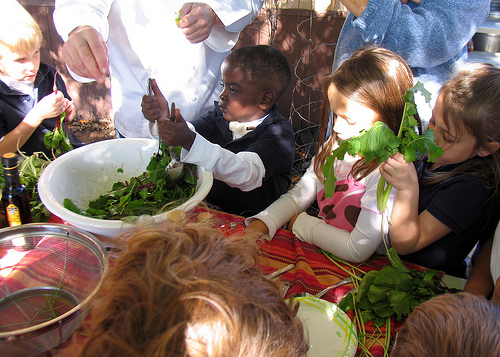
[246,163,319,238]
[338,0,369,18]
[381,153,453,254]
[340,0,490,69]
[53,0,113,82]
[464,238,495,297]
[199,0,263,52]
[0,91,69,156]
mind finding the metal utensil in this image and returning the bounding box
[314,272,365,299]
[164,102,184,180]
[147,78,161,155]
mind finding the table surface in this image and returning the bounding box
[38,206,464,357]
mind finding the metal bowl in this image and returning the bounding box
[0,223,109,357]
[473,32,500,53]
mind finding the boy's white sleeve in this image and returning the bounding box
[246,163,319,237]
[180,128,265,191]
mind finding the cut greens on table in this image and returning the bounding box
[322,82,444,212]
[63,142,197,220]
[337,247,459,328]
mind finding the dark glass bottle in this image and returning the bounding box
[2,153,32,226]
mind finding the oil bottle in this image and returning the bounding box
[2,153,32,226]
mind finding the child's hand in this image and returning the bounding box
[27,91,66,127]
[379,152,418,192]
[158,110,195,150]
[246,219,269,236]
[64,100,76,121]
[141,78,168,123]
[287,214,300,232]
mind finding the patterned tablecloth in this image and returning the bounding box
[39,206,450,357]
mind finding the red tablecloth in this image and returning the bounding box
[41,206,442,357]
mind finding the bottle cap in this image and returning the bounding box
[2,153,18,169]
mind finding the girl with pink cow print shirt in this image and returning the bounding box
[246,47,420,263]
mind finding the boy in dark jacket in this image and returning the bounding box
[142,45,294,217]
[0,0,83,157]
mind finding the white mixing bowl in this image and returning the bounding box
[37,138,213,238]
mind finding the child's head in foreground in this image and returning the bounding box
[219,44,291,123]
[391,292,500,357]
[0,0,43,84]
[80,219,308,357]
[314,46,415,180]
[427,63,500,195]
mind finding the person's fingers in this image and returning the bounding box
[151,79,169,115]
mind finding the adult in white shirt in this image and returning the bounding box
[53,1,263,138]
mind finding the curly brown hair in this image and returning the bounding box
[79,219,308,357]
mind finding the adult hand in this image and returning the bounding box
[61,25,109,83]
[64,100,76,121]
[178,3,222,43]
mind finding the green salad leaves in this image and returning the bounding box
[64,143,197,220]
[322,82,444,211]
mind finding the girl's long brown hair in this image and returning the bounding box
[314,47,416,181]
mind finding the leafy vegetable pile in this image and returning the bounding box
[322,82,444,212]
[337,247,458,328]
[63,143,197,220]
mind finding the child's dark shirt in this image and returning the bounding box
[0,62,84,156]
[192,103,295,217]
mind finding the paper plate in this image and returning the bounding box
[293,296,358,357]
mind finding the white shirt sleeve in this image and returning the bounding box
[246,162,320,237]
[53,0,112,41]
[180,128,265,191]
[292,167,392,262]
[197,0,264,52]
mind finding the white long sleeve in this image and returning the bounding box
[181,131,265,191]
[247,154,393,262]
[246,162,319,237]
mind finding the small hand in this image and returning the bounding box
[246,219,269,236]
[61,25,109,83]
[157,110,195,150]
[379,152,418,191]
[30,91,67,125]
[178,3,221,43]
[141,78,169,123]
[287,214,300,232]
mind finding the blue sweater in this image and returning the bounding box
[333,0,490,87]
